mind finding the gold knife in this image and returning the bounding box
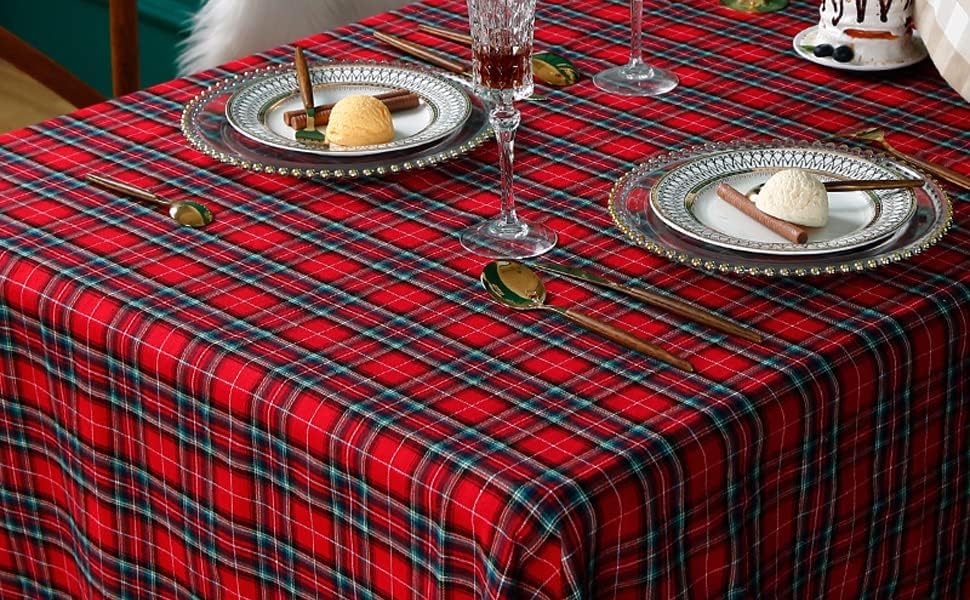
[533,262,765,343]
[373,31,470,76]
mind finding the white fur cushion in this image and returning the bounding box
[178,0,412,75]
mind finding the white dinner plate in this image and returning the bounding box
[225,62,472,157]
[793,26,928,72]
[610,142,952,277]
[648,144,918,256]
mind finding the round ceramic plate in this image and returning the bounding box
[181,63,492,180]
[610,141,952,277]
[649,145,918,255]
[793,26,928,71]
[225,62,472,157]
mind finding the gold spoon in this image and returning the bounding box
[843,128,970,191]
[85,174,214,228]
[481,260,694,372]
[374,30,579,88]
[415,24,580,87]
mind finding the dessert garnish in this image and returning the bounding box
[293,47,327,143]
[284,89,418,130]
[715,169,835,244]
[832,45,854,63]
[806,43,854,63]
[813,44,834,57]
[716,182,810,244]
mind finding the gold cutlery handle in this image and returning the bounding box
[417,24,472,46]
[882,144,970,191]
[293,47,315,110]
[823,178,924,192]
[374,31,470,75]
[85,174,165,206]
[614,283,764,343]
[560,308,694,372]
[532,262,766,343]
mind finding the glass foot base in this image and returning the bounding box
[593,63,679,96]
[460,218,557,259]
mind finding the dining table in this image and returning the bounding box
[0,0,967,598]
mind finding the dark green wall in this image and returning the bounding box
[1,0,200,97]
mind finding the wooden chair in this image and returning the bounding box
[0,0,140,108]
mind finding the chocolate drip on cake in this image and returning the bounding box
[830,0,846,25]
[829,0,901,25]
[878,0,894,21]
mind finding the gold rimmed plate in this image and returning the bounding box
[648,145,919,256]
[180,62,492,179]
[224,61,472,157]
[610,141,952,277]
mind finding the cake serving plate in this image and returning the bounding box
[610,141,952,277]
[181,62,491,179]
[224,62,472,157]
[647,145,918,255]
[793,26,928,71]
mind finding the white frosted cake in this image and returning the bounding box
[816,0,920,65]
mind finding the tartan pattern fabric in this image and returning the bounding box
[0,0,968,598]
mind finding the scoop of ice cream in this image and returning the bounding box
[753,169,828,227]
[324,95,394,147]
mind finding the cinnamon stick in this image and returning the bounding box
[283,89,416,129]
[715,183,809,244]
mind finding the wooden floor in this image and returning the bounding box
[0,58,76,134]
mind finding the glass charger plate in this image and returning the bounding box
[225,62,472,157]
[610,141,952,277]
[181,62,491,179]
[650,144,918,255]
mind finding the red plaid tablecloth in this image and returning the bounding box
[1,0,967,598]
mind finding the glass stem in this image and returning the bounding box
[490,101,521,228]
[628,0,644,67]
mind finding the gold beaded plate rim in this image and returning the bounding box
[180,61,492,179]
[608,140,953,278]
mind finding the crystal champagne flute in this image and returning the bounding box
[593,0,679,96]
[461,0,557,259]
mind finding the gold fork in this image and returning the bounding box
[843,127,970,191]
